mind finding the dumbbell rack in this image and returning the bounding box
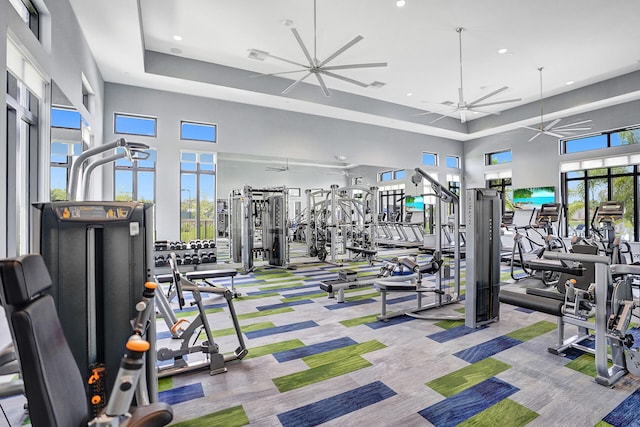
[153,240,218,274]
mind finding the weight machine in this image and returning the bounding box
[465,188,502,328]
[154,253,247,378]
[229,186,289,273]
[369,169,461,321]
[305,185,378,264]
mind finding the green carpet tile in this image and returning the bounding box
[303,340,387,368]
[235,292,280,300]
[281,292,327,302]
[258,281,306,290]
[506,320,556,341]
[345,291,381,302]
[427,357,512,398]
[236,307,294,320]
[457,398,538,427]
[434,319,465,329]
[340,314,379,327]
[273,355,373,392]
[243,339,305,360]
[158,376,173,392]
[170,405,249,427]
[565,353,603,377]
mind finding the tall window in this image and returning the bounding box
[180,151,216,241]
[50,107,83,201]
[6,72,41,255]
[487,178,513,213]
[447,174,461,216]
[114,148,156,202]
[562,166,638,240]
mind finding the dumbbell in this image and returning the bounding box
[200,253,210,263]
[154,255,165,267]
[174,254,183,265]
[191,254,201,265]
[183,254,192,265]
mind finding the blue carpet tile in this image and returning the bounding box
[603,386,640,426]
[172,301,226,314]
[419,377,519,427]
[277,381,397,427]
[256,300,314,311]
[273,337,358,362]
[562,347,589,361]
[304,274,342,281]
[386,294,418,304]
[427,325,486,343]
[324,299,378,310]
[367,315,417,329]
[282,289,327,298]
[244,320,319,339]
[158,383,204,405]
[454,335,522,363]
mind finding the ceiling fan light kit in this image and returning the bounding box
[251,0,387,97]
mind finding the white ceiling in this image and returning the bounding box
[69,0,640,141]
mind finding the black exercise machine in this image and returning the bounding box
[0,254,172,426]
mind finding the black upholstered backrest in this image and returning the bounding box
[0,254,52,307]
[0,254,89,427]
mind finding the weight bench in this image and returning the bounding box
[185,269,239,298]
[345,246,377,265]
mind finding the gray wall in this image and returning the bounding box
[103,83,464,240]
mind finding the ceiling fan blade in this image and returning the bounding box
[552,120,592,130]
[555,127,591,132]
[414,111,436,117]
[543,130,566,138]
[262,52,309,68]
[321,70,369,88]
[467,86,509,107]
[250,69,309,78]
[429,114,450,124]
[291,28,315,66]
[315,73,331,97]
[322,62,387,71]
[521,126,542,132]
[471,98,521,108]
[543,119,562,131]
[467,108,500,116]
[528,132,542,142]
[318,35,363,67]
[282,72,312,94]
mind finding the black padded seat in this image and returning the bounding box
[499,289,564,316]
[185,269,237,280]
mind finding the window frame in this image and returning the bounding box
[561,124,640,154]
[422,152,438,166]
[446,155,460,169]
[180,120,218,143]
[485,149,512,166]
[113,148,157,203]
[114,112,157,137]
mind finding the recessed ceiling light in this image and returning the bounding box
[396,0,406,7]
[173,35,182,41]
[282,19,293,27]
[406,92,413,97]
[566,80,575,85]
[498,48,508,54]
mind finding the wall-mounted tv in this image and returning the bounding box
[405,195,424,212]
[513,186,555,209]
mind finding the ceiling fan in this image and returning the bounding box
[250,0,387,97]
[419,27,521,124]
[522,67,592,142]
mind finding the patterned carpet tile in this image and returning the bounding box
[244,320,319,339]
[427,324,487,343]
[277,381,396,427]
[158,383,204,405]
[427,357,512,398]
[273,337,358,362]
[419,377,519,427]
